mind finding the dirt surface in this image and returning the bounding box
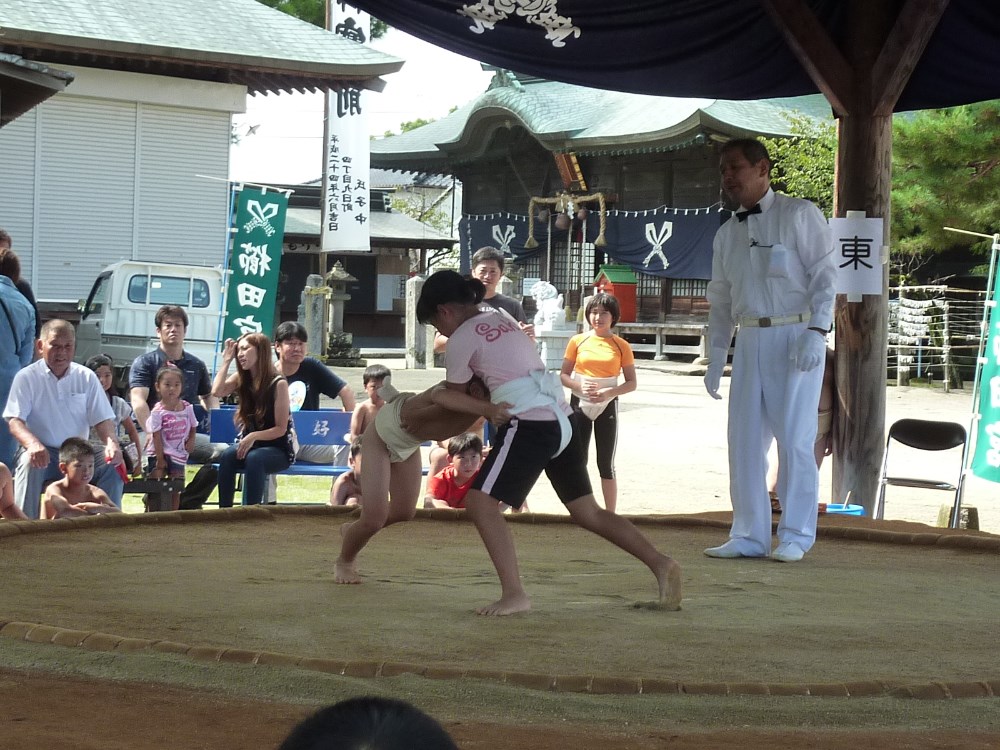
[3,668,1000,750]
[1,508,999,748]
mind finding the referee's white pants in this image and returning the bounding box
[726,325,822,555]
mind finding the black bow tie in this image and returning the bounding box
[736,204,762,222]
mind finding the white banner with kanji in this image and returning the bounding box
[322,3,371,253]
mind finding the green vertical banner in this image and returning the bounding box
[972,295,1000,483]
[224,187,288,341]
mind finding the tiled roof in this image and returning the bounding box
[0,53,74,127]
[370,168,453,190]
[0,0,402,94]
[371,75,831,165]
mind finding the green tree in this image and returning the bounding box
[761,102,1000,280]
[891,102,1000,262]
[390,195,452,235]
[254,0,387,37]
[381,117,435,138]
[760,114,837,217]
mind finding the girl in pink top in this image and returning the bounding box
[144,365,197,510]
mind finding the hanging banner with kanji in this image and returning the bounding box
[829,216,884,295]
[224,186,288,341]
[322,3,371,253]
[971,288,1000,483]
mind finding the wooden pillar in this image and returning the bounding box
[831,0,895,512]
[832,113,892,511]
[758,0,947,511]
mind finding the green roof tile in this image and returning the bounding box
[371,74,831,166]
[595,265,637,284]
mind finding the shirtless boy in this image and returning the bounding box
[329,437,363,507]
[43,437,122,519]
[349,364,390,442]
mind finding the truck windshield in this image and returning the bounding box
[128,275,210,308]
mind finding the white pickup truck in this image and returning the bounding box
[75,261,227,385]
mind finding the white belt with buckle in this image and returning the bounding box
[739,312,808,328]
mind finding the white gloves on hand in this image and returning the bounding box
[704,347,728,400]
[792,329,826,372]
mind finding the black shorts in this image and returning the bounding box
[471,413,592,510]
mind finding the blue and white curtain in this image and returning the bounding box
[460,205,726,280]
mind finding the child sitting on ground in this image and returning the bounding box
[349,364,391,442]
[424,432,484,509]
[43,438,121,518]
[0,462,27,520]
[329,436,363,507]
[145,365,198,511]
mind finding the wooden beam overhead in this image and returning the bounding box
[871,0,950,115]
[760,0,854,116]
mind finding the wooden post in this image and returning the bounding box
[831,0,895,513]
[757,0,949,512]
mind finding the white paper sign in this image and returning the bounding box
[829,216,883,295]
[322,4,371,253]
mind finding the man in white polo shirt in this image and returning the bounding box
[4,319,124,518]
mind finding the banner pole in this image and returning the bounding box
[944,227,1000,527]
[211,182,238,378]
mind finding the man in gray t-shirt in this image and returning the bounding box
[433,246,535,356]
[472,246,534,336]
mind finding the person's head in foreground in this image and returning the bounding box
[277,696,458,750]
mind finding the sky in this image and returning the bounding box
[229,28,494,185]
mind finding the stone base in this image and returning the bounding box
[536,329,575,371]
[325,331,365,368]
[326,357,367,368]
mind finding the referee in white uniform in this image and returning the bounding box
[703,138,837,563]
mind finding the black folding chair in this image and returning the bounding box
[874,418,967,522]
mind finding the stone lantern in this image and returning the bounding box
[324,261,366,367]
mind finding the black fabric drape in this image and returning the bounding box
[352,0,1000,112]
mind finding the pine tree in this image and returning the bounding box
[892,102,1000,263]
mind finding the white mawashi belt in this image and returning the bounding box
[738,312,808,328]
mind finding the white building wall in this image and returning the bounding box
[136,104,232,268]
[0,65,244,301]
[36,96,137,298]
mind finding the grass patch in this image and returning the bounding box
[121,467,333,513]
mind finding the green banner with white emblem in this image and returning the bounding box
[971,286,1000,483]
[224,187,288,341]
